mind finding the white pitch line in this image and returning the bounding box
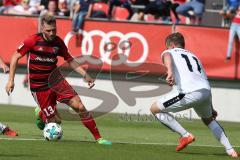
[115,141,240,148]
[0,137,239,148]
[0,137,43,141]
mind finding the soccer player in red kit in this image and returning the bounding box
[5,13,111,145]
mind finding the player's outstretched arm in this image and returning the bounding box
[5,52,23,95]
[0,56,9,73]
[68,59,95,89]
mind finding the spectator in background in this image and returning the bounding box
[40,0,48,9]
[65,0,75,12]
[158,0,182,24]
[58,0,70,17]
[127,0,149,21]
[137,0,172,23]
[5,0,35,15]
[176,0,205,25]
[40,0,59,16]
[0,0,20,14]
[220,0,239,27]
[170,0,181,23]
[40,0,69,17]
[131,0,149,6]
[226,6,240,61]
[108,0,133,20]
[28,0,45,14]
[71,0,93,33]
[221,0,239,15]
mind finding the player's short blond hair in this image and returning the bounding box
[41,13,56,26]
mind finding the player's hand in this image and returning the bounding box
[166,72,174,86]
[0,64,9,73]
[212,109,218,120]
[5,81,14,96]
[84,74,95,89]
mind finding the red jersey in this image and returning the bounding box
[232,10,240,24]
[17,33,73,92]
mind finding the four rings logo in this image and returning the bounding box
[64,30,149,66]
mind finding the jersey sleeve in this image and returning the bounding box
[17,36,35,56]
[58,38,74,62]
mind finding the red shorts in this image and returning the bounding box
[31,79,78,119]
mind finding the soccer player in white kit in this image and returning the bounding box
[0,56,18,136]
[150,32,238,158]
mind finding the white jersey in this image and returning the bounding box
[161,48,210,93]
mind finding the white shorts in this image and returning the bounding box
[156,87,213,118]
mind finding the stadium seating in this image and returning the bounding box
[112,7,130,20]
[174,0,186,4]
[92,2,109,16]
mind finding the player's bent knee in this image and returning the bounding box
[150,102,161,115]
[71,102,87,114]
[77,103,86,112]
[201,117,214,126]
[68,96,86,112]
[68,96,80,105]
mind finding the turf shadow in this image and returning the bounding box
[177,151,227,157]
[0,154,38,158]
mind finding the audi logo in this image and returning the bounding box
[64,30,149,66]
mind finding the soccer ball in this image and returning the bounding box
[43,123,63,141]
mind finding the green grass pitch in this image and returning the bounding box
[0,104,239,160]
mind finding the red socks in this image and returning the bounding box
[81,114,101,140]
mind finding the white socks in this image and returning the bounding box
[208,120,233,150]
[155,113,234,153]
[155,112,189,137]
[0,122,7,133]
